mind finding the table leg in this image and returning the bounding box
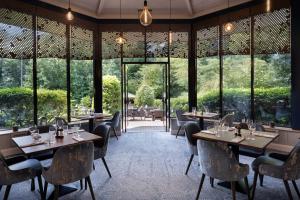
[47,185,77,200]
[88,118,94,133]
[199,118,204,130]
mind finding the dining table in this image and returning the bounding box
[182,112,219,130]
[12,130,102,200]
[76,113,111,133]
[193,128,279,194]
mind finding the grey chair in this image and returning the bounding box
[42,142,95,200]
[252,141,300,200]
[103,111,120,140]
[220,113,234,127]
[175,110,196,138]
[196,139,250,200]
[0,156,43,200]
[93,124,112,178]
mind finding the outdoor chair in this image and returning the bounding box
[102,111,121,140]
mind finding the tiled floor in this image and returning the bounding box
[1,129,297,200]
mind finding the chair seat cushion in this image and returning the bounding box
[251,156,284,171]
[30,150,54,161]
[9,159,42,172]
[239,147,264,158]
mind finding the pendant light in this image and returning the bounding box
[116,0,126,44]
[139,0,152,26]
[168,0,172,44]
[266,0,271,13]
[66,0,74,21]
[224,0,234,33]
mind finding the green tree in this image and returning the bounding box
[135,84,155,107]
[102,75,121,114]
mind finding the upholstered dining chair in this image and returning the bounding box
[251,141,300,200]
[42,142,95,200]
[0,156,43,200]
[175,110,196,138]
[196,139,250,200]
[93,124,112,177]
[220,113,234,127]
[102,111,121,140]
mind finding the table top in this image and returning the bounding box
[193,129,279,150]
[77,113,111,120]
[12,131,102,155]
[182,112,219,119]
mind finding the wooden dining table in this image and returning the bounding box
[193,128,279,194]
[76,113,111,133]
[182,112,219,130]
[12,131,102,199]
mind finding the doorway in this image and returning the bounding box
[121,62,170,132]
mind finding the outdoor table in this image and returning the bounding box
[77,113,111,133]
[182,112,219,130]
[193,129,279,194]
[12,131,102,199]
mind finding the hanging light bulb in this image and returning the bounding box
[169,31,173,44]
[224,22,234,32]
[168,0,172,44]
[266,0,271,13]
[139,0,152,26]
[66,0,74,21]
[116,34,126,45]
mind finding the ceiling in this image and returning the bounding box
[39,0,252,19]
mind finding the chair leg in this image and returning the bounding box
[31,178,35,191]
[37,175,44,199]
[259,174,264,187]
[196,174,206,200]
[80,179,83,190]
[210,177,214,187]
[176,126,182,138]
[93,163,95,170]
[43,181,48,200]
[244,176,250,200]
[102,157,112,178]
[85,178,88,190]
[113,128,118,140]
[185,154,194,175]
[292,180,300,198]
[54,185,59,200]
[4,185,11,200]
[252,172,259,200]
[283,180,294,200]
[231,182,236,200]
[86,176,96,200]
[0,185,2,191]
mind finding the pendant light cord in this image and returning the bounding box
[169,0,171,30]
[69,0,71,9]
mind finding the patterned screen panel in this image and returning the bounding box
[37,17,66,58]
[254,8,290,54]
[146,32,168,58]
[102,32,120,59]
[222,18,250,55]
[123,32,145,59]
[170,32,188,59]
[0,8,33,59]
[197,26,219,58]
[71,25,93,60]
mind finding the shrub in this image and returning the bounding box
[170,96,189,112]
[135,84,155,107]
[102,75,121,114]
[153,99,163,109]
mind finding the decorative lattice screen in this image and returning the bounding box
[254,8,290,54]
[71,25,93,60]
[122,32,145,59]
[101,32,120,59]
[197,26,219,58]
[222,18,251,55]
[146,32,168,58]
[37,17,66,58]
[0,8,33,59]
[170,32,188,59]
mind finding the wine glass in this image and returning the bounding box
[249,122,256,140]
[214,121,221,137]
[73,123,81,138]
[192,107,197,115]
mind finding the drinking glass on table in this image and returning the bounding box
[29,126,41,142]
[192,107,197,115]
[249,122,256,140]
[214,121,221,137]
[48,126,56,144]
[73,123,81,138]
[63,124,69,135]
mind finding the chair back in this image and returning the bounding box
[43,142,94,185]
[93,124,110,159]
[255,123,265,132]
[111,111,121,128]
[197,139,248,181]
[55,117,68,127]
[282,141,300,180]
[39,117,48,126]
[184,122,200,155]
[220,113,234,127]
[239,122,249,130]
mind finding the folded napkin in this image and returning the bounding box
[72,136,84,141]
[68,129,85,134]
[253,132,276,138]
[231,137,244,143]
[201,130,215,135]
[20,141,46,148]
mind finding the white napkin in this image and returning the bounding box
[253,132,276,138]
[231,137,245,143]
[201,130,215,135]
[72,136,84,141]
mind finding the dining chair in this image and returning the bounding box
[196,139,250,200]
[175,110,196,138]
[0,156,43,200]
[251,141,300,200]
[102,111,120,140]
[54,117,68,127]
[39,117,48,126]
[42,142,95,200]
[220,113,234,127]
